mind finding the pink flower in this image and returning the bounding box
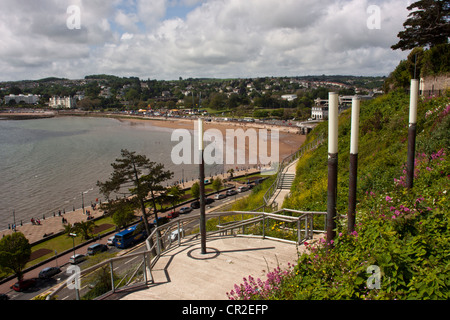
[385,196,393,202]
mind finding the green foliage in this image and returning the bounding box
[391,0,450,51]
[230,175,276,211]
[0,232,32,281]
[230,92,449,300]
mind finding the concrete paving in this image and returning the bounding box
[120,236,304,300]
[269,158,299,210]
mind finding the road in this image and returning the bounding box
[1,188,252,300]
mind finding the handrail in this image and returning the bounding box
[47,209,326,300]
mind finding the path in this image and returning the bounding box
[268,158,299,210]
[120,236,303,300]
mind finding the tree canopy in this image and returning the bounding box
[0,232,31,281]
[97,149,173,234]
[391,0,450,51]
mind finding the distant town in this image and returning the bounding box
[0,75,386,121]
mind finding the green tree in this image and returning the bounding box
[212,177,223,193]
[97,149,173,234]
[167,185,185,211]
[74,220,96,240]
[391,0,450,51]
[191,181,200,200]
[0,233,31,281]
[107,200,135,229]
[140,163,173,223]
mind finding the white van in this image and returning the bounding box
[169,228,184,242]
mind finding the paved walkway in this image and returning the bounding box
[269,158,299,210]
[120,236,304,300]
[0,207,104,244]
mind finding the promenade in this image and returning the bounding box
[0,165,267,245]
[120,236,304,300]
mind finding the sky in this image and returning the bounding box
[0,0,413,82]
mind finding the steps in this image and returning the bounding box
[279,173,295,189]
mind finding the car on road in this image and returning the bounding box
[237,185,250,193]
[10,279,36,292]
[107,236,116,246]
[190,198,215,209]
[39,267,61,279]
[169,228,184,242]
[214,193,226,200]
[87,243,108,256]
[168,211,180,219]
[69,253,87,264]
[190,200,200,209]
[226,189,238,196]
[179,207,193,214]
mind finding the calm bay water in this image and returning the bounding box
[0,116,221,230]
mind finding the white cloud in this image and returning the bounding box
[0,0,411,81]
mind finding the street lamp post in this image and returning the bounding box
[406,79,419,189]
[69,233,77,258]
[81,192,85,215]
[198,118,207,254]
[348,96,360,233]
[327,92,339,248]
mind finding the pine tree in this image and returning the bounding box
[391,0,450,51]
[97,149,173,235]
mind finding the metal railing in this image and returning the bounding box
[46,209,325,300]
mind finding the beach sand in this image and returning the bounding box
[116,116,306,164]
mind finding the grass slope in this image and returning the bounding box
[228,90,449,300]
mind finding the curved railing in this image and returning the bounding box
[46,209,325,300]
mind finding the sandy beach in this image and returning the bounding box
[115,116,306,163]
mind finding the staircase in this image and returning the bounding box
[279,173,295,189]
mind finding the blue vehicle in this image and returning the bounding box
[114,224,147,249]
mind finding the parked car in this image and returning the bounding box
[169,228,184,242]
[237,185,250,193]
[167,211,179,219]
[179,207,193,214]
[69,253,87,264]
[39,267,61,279]
[107,236,116,246]
[190,201,200,209]
[214,193,226,200]
[10,279,36,292]
[226,189,238,196]
[190,198,215,209]
[87,244,108,256]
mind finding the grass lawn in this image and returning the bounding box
[26,216,117,268]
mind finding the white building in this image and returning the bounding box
[4,94,40,105]
[311,98,329,120]
[49,96,76,109]
[311,106,328,120]
[281,94,297,101]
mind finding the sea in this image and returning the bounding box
[0,116,224,230]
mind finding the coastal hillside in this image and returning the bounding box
[229,89,449,300]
